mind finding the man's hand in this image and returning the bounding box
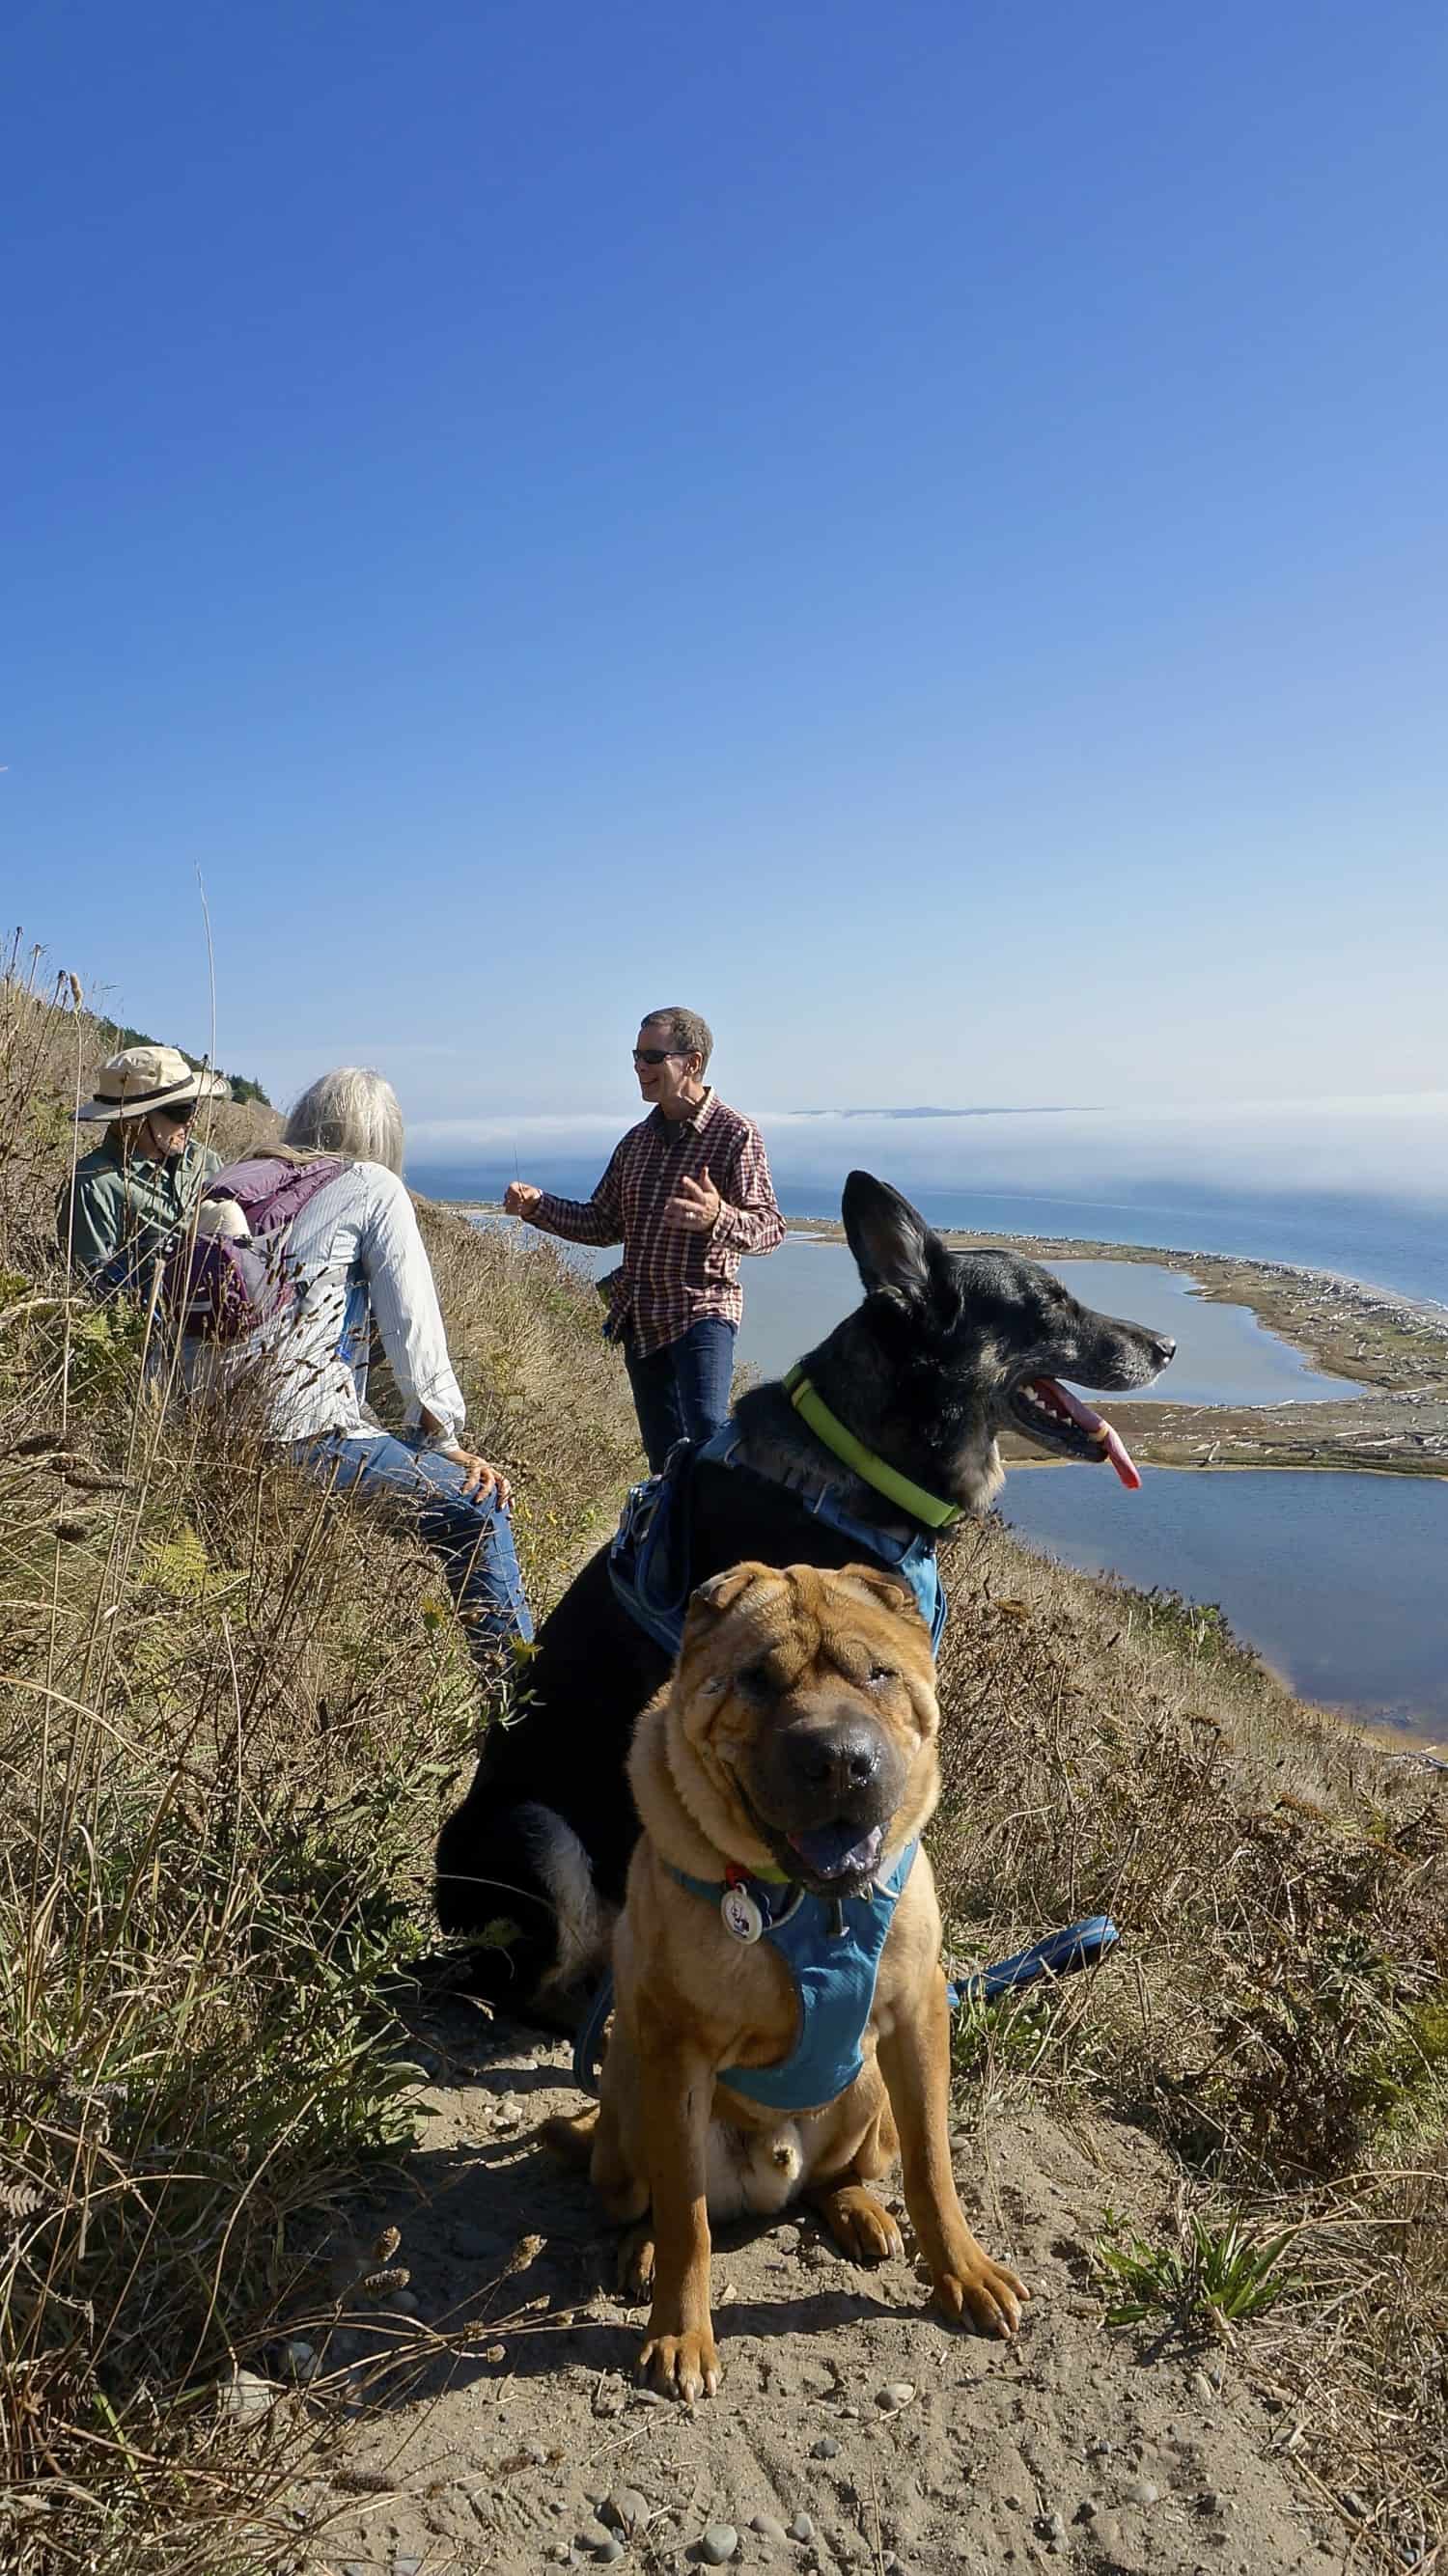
[662,1165,721,1233]
[504,1180,543,1217]
[442,1447,513,1509]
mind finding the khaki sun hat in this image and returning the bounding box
[77,1043,231,1124]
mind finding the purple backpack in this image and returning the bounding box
[165,1154,347,1340]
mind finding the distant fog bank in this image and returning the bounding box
[410,1094,1448,1209]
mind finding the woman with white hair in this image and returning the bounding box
[239,1066,531,1676]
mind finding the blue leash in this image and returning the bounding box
[571,1913,1119,2096]
[945,1913,1118,2008]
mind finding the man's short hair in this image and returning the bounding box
[640,1006,713,1073]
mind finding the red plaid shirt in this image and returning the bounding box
[528,1091,784,1357]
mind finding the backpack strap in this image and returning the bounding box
[169,1157,348,1342]
[204,1154,347,1235]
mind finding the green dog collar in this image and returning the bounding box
[782,1366,962,1532]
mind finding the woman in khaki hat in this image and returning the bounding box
[59,1043,230,1295]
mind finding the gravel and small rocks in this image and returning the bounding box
[600,2489,650,2536]
[217,2368,279,2423]
[311,2028,1351,2576]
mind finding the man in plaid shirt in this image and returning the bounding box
[506,1006,784,1468]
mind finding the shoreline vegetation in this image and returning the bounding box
[4,963,1444,2572]
[450,1200,1448,1479]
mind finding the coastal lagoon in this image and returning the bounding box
[470,1227,1360,1404]
[712,1240,1364,1405]
[1000,1465,1448,1737]
[466,1215,1445,1738]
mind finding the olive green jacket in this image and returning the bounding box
[59,1137,223,1293]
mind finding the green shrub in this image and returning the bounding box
[1093,2211,1299,2330]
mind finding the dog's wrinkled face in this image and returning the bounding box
[672,1562,940,1898]
[840,1173,1178,1511]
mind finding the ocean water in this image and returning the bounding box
[414,1160,1448,1309]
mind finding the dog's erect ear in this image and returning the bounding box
[688,1562,776,1621]
[833,1563,924,1620]
[842,1172,945,1306]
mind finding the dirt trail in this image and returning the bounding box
[292,1996,1348,2576]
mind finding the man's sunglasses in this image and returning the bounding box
[157,1097,199,1123]
[632,1047,686,1066]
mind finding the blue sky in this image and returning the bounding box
[6,0,1446,1124]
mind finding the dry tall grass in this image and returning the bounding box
[0,956,637,2571]
[930,1517,1448,2565]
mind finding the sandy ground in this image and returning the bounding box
[289,1997,1351,2576]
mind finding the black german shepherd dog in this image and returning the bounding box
[434,1173,1175,2013]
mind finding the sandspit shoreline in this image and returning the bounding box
[446,1202,1448,1478]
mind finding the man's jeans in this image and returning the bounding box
[292,1431,533,1675]
[624,1317,737,1473]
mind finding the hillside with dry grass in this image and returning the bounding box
[1,957,638,2570]
[2,955,1444,2574]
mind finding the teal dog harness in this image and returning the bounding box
[661,1841,919,2114]
[702,1421,948,1651]
[608,1424,947,1660]
[567,1885,1118,2101]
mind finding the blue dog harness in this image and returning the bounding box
[571,1903,1120,2099]
[663,1840,919,2113]
[607,1423,947,1659]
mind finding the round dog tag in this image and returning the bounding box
[720,1883,765,1945]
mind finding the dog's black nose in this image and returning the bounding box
[787,1724,882,1800]
[1151,1334,1177,1367]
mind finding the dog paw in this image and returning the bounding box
[932,2256,1030,2338]
[638,2328,719,2402]
[617,2225,655,2300]
[813,2185,905,2267]
[538,2108,598,2169]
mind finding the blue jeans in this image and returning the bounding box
[292,1431,533,1676]
[624,1318,737,1473]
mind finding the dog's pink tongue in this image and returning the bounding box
[790,1820,885,1880]
[1052,1381,1143,1491]
[1100,1419,1142,1490]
